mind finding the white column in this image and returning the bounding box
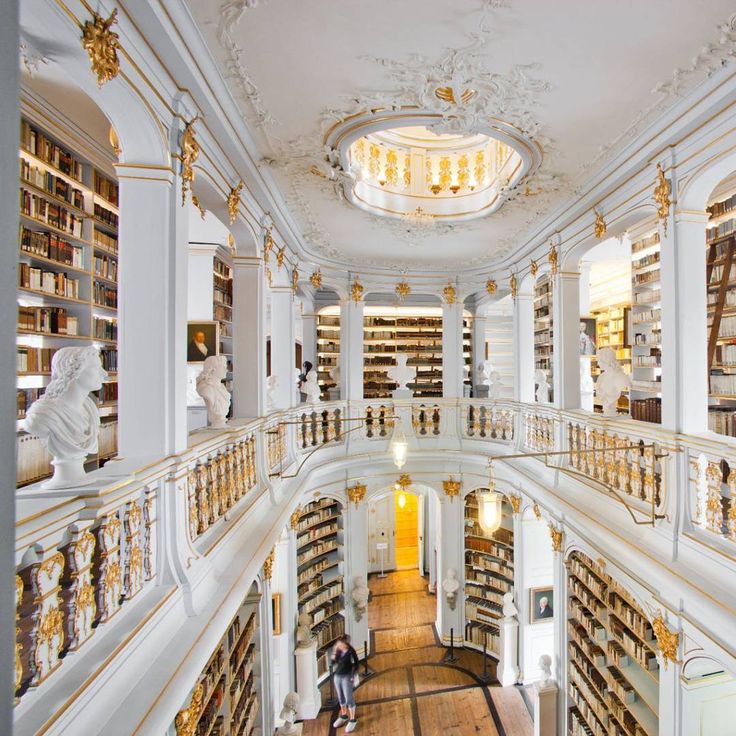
[534,679,559,736]
[187,245,216,320]
[553,271,581,410]
[514,292,535,402]
[271,286,295,409]
[661,213,709,432]
[437,495,463,644]
[552,542,567,736]
[232,257,266,419]
[472,313,487,395]
[442,302,464,398]
[301,312,317,370]
[294,640,321,719]
[271,533,295,721]
[346,501,369,657]
[658,657,680,736]
[339,299,364,402]
[117,165,188,458]
[0,2,18,731]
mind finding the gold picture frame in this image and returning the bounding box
[272,593,281,636]
[529,585,554,624]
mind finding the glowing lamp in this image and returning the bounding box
[397,492,407,509]
[390,421,408,470]
[478,460,502,534]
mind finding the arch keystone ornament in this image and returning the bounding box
[652,611,680,669]
[347,483,367,506]
[81,8,121,87]
[443,477,461,500]
[395,280,411,301]
[548,523,563,552]
[507,494,522,514]
[653,162,672,235]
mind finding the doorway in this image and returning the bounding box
[394,489,418,570]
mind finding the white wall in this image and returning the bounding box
[682,672,736,736]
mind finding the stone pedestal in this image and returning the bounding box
[328,387,341,401]
[498,617,520,686]
[276,724,303,736]
[391,388,412,399]
[294,641,321,720]
[533,680,558,736]
[474,384,489,398]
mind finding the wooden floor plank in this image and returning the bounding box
[417,689,500,736]
[490,685,534,736]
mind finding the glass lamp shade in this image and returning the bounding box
[390,422,408,469]
[478,490,502,534]
[397,492,407,509]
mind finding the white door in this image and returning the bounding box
[368,494,395,573]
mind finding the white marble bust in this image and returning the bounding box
[534,369,550,403]
[266,375,278,411]
[442,567,460,610]
[502,591,518,620]
[303,371,321,404]
[329,364,340,386]
[538,654,553,686]
[25,346,108,489]
[387,354,416,391]
[195,355,231,428]
[296,612,314,648]
[595,347,631,416]
[476,360,492,386]
[277,692,300,735]
[488,370,503,400]
[351,575,370,622]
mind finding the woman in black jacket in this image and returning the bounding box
[331,636,360,732]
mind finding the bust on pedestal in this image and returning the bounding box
[294,635,321,719]
[25,346,108,489]
[474,361,491,398]
[388,354,415,399]
[498,591,520,686]
[328,365,341,401]
[442,568,460,610]
[534,369,550,403]
[195,355,231,428]
[595,347,630,416]
[351,576,370,622]
[277,692,302,735]
[533,654,558,736]
[303,371,322,404]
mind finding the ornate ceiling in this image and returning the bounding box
[185,0,736,272]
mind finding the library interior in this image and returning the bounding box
[4,1,736,735]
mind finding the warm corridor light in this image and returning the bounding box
[478,490,502,534]
[390,420,408,469]
[397,492,407,509]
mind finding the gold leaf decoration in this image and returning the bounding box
[443,477,461,500]
[509,273,518,300]
[594,210,607,239]
[351,276,364,303]
[485,278,497,295]
[653,163,671,235]
[290,506,302,530]
[395,280,411,301]
[548,523,563,552]
[548,243,558,276]
[507,494,522,514]
[179,117,200,206]
[310,269,323,289]
[81,9,121,87]
[443,282,457,305]
[652,611,680,669]
[262,547,275,583]
[347,483,367,506]
[227,180,244,225]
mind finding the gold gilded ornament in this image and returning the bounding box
[396,474,412,489]
[395,280,411,301]
[351,276,364,303]
[548,243,558,276]
[594,210,607,239]
[347,483,367,506]
[652,611,680,669]
[548,524,563,552]
[507,494,522,514]
[276,246,286,269]
[179,117,200,206]
[654,163,671,235]
[262,547,275,582]
[227,180,244,225]
[291,267,299,295]
[290,506,302,530]
[533,502,542,520]
[443,477,461,500]
[485,278,497,295]
[509,273,518,300]
[191,195,206,219]
[530,259,538,278]
[175,683,205,736]
[443,282,457,305]
[310,269,323,289]
[81,9,121,87]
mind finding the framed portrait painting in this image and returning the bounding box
[579,317,597,356]
[529,586,554,623]
[187,321,219,363]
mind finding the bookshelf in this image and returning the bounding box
[213,255,233,358]
[174,586,261,736]
[566,551,659,736]
[630,232,662,424]
[316,309,340,399]
[17,116,119,486]
[295,498,345,681]
[463,490,514,657]
[534,275,553,402]
[706,190,736,436]
[363,306,472,400]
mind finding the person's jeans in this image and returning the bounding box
[334,673,356,708]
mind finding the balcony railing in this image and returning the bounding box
[13,396,736,711]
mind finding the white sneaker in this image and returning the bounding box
[345,720,357,733]
[333,716,348,728]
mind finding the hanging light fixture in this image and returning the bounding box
[397,491,407,509]
[477,461,502,534]
[390,419,408,470]
[394,473,411,508]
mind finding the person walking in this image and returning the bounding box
[331,636,360,732]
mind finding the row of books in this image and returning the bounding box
[716,315,736,338]
[714,344,736,365]
[19,263,80,299]
[630,398,661,423]
[18,306,78,335]
[632,308,660,325]
[20,188,84,238]
[709,374,736,395]
[633,268,660,286]
[93,317,117,341]
[708,192,736,219]
[94,254,118,282]
[94,228,118,254]
[100,348,118,372]
[93,282,118,309]
[633,289,661,305]
[20,158,85,209]
[17,388,44,418]
[20,226,84,268]
[632,251,659,270]
[93,202,119,230]
[17,346,55,373]
[21,120,83,181]
[708,409,736,437]
[706,217,736,244]
[631,232,660,254]
[93,171,119,206]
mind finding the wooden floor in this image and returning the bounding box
[301,569,533,736]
